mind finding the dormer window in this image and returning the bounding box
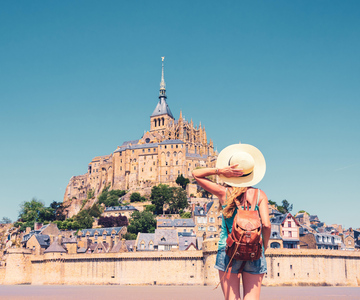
[161,237,166,242]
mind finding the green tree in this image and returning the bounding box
[1,217,12,224]
[297,210,310,215]
[176,174,190,190]
[123,232,137,240]
[98,185,126,207]
[74,210,94,229]
[127,211,156,234]
[87,189,95,199]
[144,204,156,213]
[150,184,173,214]
[168,187,189,214]
[180,212,191,218]
[130,192,146,202]
[277,200,293,214]
[268,200,277,206]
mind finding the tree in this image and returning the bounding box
[0,217,12,224]
[123,232,137,240]
[74,210,94,229]
[180,212,191,218]
[268,200,277,206]
[297,210,310,216]
[176,174,190,190]
[98,185,127,207]
[130,192,146,202]
[98,215,128,227]
[127,211,156,234]
[168,187,189,214]
[150,184,173,214]
[277,200,293,214]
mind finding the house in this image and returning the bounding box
[178,232,198,251]
[25,234,51,255]
[77,227,127,247]
[110,240,135,253]
[136,233,156,251]
[299,231,341,250]
[157,218,195,235]
[270,213,300,249]
[102,205,138,219]
[309,215,320,226]
[193,200,222,238]
[295,212,311,226]
[44,238,67,254]
[354,230,360,250]
[344,234,355,250]
[21,223,61,248]
[136,229,179,251]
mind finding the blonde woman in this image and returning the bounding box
[192,144,271,300]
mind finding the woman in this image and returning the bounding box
[192,143,271,300]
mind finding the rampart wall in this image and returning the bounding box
[2,239,360,286]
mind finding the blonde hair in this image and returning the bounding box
[222,187,248,219]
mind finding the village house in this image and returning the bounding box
[77,227,127,248]
[136,229,179,251]
[156,218,195,235]
[299,232,341,250]
[270,213,300,249]
[193,200,222,239]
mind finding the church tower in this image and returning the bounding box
[150,57,174,135]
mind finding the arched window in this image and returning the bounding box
[154,119,157,127]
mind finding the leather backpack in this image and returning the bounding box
[225,189,262,270]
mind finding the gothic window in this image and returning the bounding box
[154,119,157,127]
[162,118,164,125]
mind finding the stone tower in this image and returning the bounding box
[150,57,175,135]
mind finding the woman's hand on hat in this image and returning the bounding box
[220,164,244,178]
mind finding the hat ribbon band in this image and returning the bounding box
[241,171,253,177]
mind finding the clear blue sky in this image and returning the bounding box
[1,1,359,228]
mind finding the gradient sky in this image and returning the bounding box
[1,1,359,228]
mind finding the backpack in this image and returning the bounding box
[225,189,262,271]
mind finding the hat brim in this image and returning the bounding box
[216,144,266,187]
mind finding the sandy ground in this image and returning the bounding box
[1,285,360,300]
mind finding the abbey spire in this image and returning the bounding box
[150,57,174,133]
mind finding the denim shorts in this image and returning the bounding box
[214,247,267,275]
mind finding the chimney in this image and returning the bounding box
[25,227,31,234]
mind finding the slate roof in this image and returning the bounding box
[178,233,197,251]
[151,98,174,118]
[78,227,124,237]
[157,219,195,227]
[44,239,67,253]
[194,206,206,216]
[310,215,320,222]
[62,237,77,244]
[104,206,138,212]
[35,234,51,248]
[21,230,41,243]
[270,214,288,225]
[137,233,156,251]
[155,229,178,245]
[114,142,159,153]
[159,139,185,145]
[77,247,87,253]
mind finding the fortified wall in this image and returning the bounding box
[2,239,360,286]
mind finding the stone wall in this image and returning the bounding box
[3,241,360,286]
[0,267,5,284]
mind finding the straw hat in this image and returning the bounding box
[216,143,266,187]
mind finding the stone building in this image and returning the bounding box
[270,213,301,249]
[102,205,138,219]
[63,58,217,217]
[193,200,222,239]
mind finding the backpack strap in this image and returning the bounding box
[256,189,261,207]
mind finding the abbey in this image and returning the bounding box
[63,59,217,214]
